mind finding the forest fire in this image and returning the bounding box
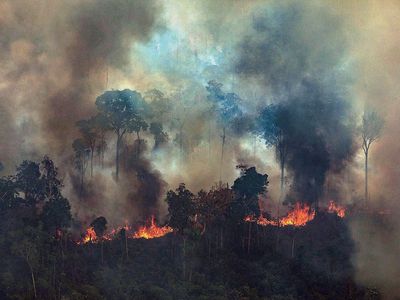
[280,203,315,226]
[77,216,173,244]
[132,216,173,239]
[244,202,315,227]
[328,201,346,218]
[79,227,97,244]
[244,202,348,228]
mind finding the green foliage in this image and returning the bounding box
[41,196,71,232]
[206,80,242,128]
[15,160,43,206]
[231,166,268,218]
[166,184,195,234]
[0,158,375,299]
[95,89,149,135]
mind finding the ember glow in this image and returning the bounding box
[328,201,346,218]
[78,216,173,244]
[245,215,278,226]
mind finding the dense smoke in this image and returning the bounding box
[0,0,165,226]
[1,1,400,297]
[235,3,356,206]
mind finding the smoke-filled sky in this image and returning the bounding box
[0,1,400,297]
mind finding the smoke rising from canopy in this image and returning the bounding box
[235,3,356,206]
[0,1,400,297]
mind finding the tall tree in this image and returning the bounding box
[149,122,168,150]
[76,118,98,177]
[11,226,42,299]
[206,80,242,181]
[131,116,148,156]
[95,89,148,181]
[196,185,233,253]
[14,161,44,207]
[93,114,110,169]
[257,104,289,202]
[231,166,268,219]
[72,138,90,195]
[361,110,384,207]
[166,183,195,279]
[232,166,268,254]
[90,216,107,264]
[166,184,195,234]
[145,89,173,124]
[40,156,72,233]
[41,196,71,234]
[0,176,22,211]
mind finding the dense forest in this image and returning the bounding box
[0,155,382,299]
[1,0,399,299]
[0,86,385,299]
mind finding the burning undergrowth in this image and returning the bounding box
[245,201,346,228]
[78,215,173,244]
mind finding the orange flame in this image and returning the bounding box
[77,216,173,244]
[133,216,173,239]
[79,227,97,244]
[280,203,315,226]
[256,216,278,226]
[328,201,345,218]
[244,215,278,226]
[244,202,315,227]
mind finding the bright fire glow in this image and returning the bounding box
[77,216,173,244]
[245,201,347,228]
[133,216,173,239]
[79,227,97,244]
[328,201,346,218]
[245,215,278,226]
[280,203,315,226]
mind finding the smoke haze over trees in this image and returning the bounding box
[0,0,399,298]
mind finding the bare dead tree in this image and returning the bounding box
[361,110,384,207]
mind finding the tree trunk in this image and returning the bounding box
[101,134,105,169]
[116,133,121,181]
[208,236,211,259]
[220,227,223,249]
[90,148,94,178]
[27,260,37,299]
[80,165,84,197]
[101,241,104,264]
[125,233,129,260]
[136,131,140,157]
[276,156,285,251]
[182,236,186,279]
[179,125,183,164]
[365,150,369,208]
[280,159,285,197]
[247,222,251,254]
[208,121,211,164]
[291,235,295,259]
[219,126,226,182]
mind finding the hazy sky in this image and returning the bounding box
[0,1,399,296]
